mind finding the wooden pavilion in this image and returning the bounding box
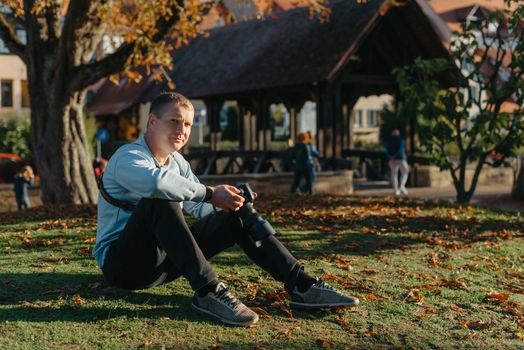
[88,0,452,174]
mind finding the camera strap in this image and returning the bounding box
[96,173,136,211]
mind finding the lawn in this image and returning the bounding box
[0,195,523,349]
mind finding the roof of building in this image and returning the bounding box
[88,0,450,115]
[428,0,514,14]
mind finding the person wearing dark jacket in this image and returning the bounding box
[290,132,317,194]
[385,129,409,195]
[13,165,34,210]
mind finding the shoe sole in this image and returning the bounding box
[289,300,359,310]
[191,303,259,327]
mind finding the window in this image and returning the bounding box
[0,39,8,54]
[16,29,26,44]
[21,80,29,108]
[470,86,479,101]
[1,80,13,107]
[367,110,379,127]
[354,110,363,128]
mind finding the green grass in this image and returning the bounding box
[0,195,523,349]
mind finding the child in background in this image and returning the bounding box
[13,165,34,210]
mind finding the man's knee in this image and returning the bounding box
[212,211,244,240]
[217,211,243,229]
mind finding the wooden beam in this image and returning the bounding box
[204,98,224,151]
[342,74,396,86]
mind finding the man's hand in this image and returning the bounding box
[209,185,245,212]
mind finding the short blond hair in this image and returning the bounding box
[149,92,194,117]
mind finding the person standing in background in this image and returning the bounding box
[385,129,409,196]
[13,165,34,210]
[290,132,317,194]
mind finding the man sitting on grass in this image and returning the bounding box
[93,92,359,326]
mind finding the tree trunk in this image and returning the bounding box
[451,163,472,205]
[31,89,98,204]
[453,157,485,205]
[512,156,524,200]
[455,189,472,205]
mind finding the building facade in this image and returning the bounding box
[0,36,29,114]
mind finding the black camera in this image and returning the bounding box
[236,183,276,247]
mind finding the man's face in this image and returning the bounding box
[148,104,194,153]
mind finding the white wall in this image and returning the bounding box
[0,54,28,112]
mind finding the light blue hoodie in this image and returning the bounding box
[93,135,214,268]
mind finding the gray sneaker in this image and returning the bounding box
[290,278,360,309]
[191,282,259,326]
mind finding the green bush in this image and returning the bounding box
[0,111,31,158]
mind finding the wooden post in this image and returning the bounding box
[342,89,360,151]
[315,84,334,159]
[253,94,270,151]
[283,97,305,147]
[204,99,224,151]
[332,88,343,158]
[290,106,297,144]
[238,103,246,150]
[315,87,325,158]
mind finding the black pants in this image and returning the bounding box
[102,198,301,292]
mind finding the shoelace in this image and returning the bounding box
[215,286,241,309]
[313,278,337,292]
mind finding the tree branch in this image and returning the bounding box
[70,42,135,92]
[44,1,60,43]
[56,0,100,73]
[0,12,26,61]
[70,0,185,93]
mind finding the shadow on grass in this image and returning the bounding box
[0,204,97,226]
[0,272,207,323]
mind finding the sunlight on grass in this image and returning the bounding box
[0,195,523,349]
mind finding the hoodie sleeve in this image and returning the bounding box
[113,149,207,202]
[176,154,216,218]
